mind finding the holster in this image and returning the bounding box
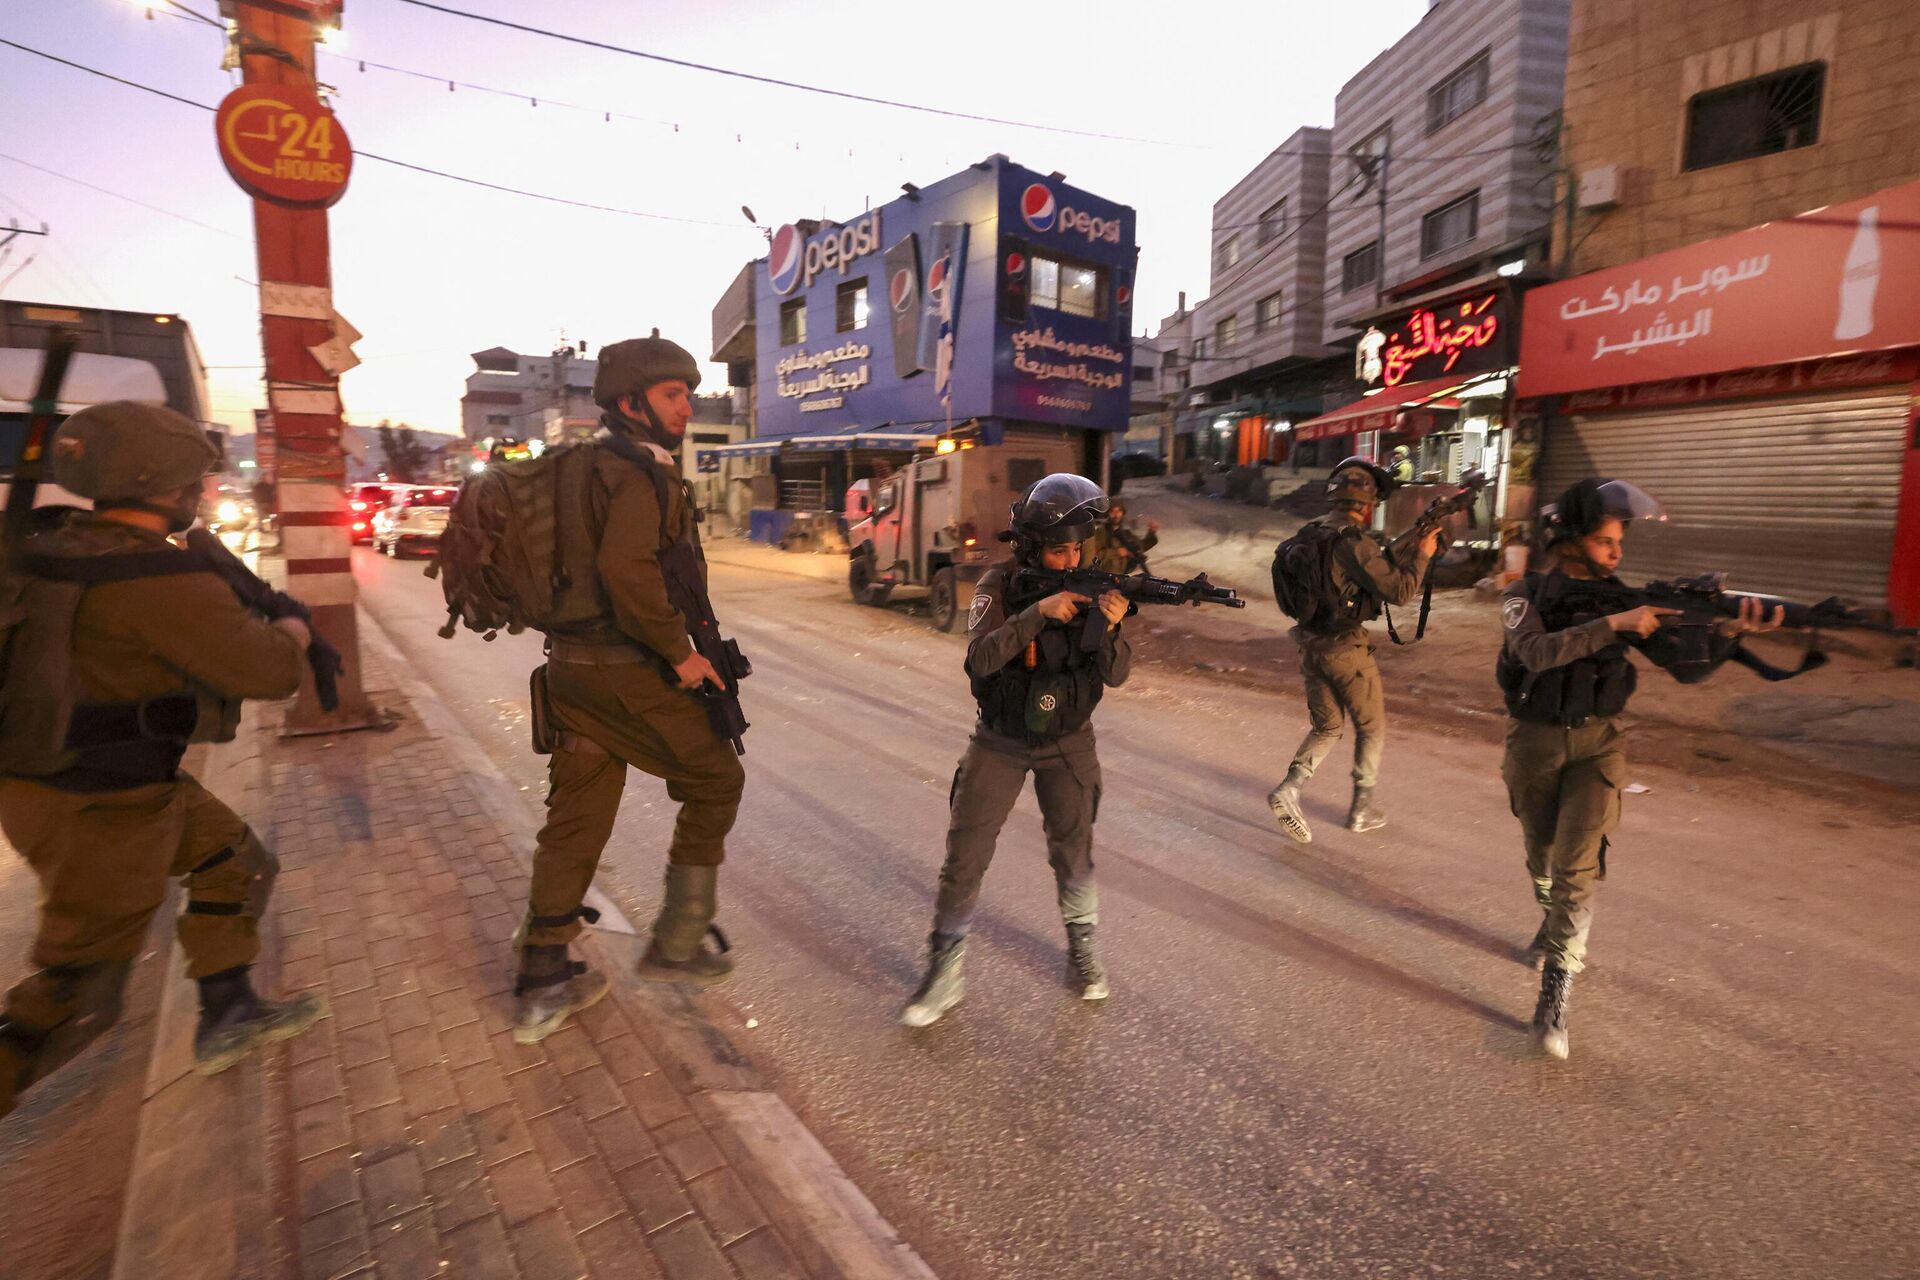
[529,663,557,755]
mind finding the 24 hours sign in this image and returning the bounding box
[215,84,353,209]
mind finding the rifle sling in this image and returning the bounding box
[1732,644,1828,682]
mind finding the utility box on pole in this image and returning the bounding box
[216,0,376,731]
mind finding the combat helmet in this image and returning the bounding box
[592,331,702,408]
[1004,473,1108,556]
[1326,456,1394,510]
[51,401,217,504]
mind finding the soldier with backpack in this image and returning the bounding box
[0,402,325,1118]
[1266,457,1441,844]
[432,334,747,1044]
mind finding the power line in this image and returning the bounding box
[158,0,224,28]
[0,40,755,230]
[0,151,249,240]
[392,0,1197,148]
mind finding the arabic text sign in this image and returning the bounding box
[1519,177,1920,397]
[1361,292,1512,388]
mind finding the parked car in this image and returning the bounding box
[1111,450,1165,481]
[372,484,456,557]
[347,482,398,544]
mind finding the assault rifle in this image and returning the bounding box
[2,330,79,561]
[184,527,345,711]
[1011,566,1246,651]
[1536,571,1917,681]
[1382,467,1489,644]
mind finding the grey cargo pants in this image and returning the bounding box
[933,723,1101,938]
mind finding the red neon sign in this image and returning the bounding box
[1381,294,1501,387]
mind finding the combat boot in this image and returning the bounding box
[0,1017,38,1119]
[899,933,966,1027]
[512,945,610,1044]
[1065,923,1109,1001]
[1532,963,1573,1060]
[193,967,328,1075]
[1345,786,1387,833]
[1266,768,1312,844]
[637,865,734,986]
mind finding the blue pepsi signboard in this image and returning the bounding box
[751,156,1137,442]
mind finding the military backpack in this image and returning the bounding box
[428,444,605,638]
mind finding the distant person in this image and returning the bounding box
[1266,458,1440,843]
[1388,445,1414,484]
[1086,497,1158,574]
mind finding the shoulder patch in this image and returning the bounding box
[967,592,993,631]
[1502,596,1529,630]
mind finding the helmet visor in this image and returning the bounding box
[1595,479,1665,523]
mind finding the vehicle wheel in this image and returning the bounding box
[929,567,960,633]
[849,549,890,606]
[383,536,396,557]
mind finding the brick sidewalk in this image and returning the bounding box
[238,666,811,1280]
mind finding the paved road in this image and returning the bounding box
[359,544,1918,1280]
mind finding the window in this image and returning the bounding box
[1426,50,1490,134]
[406,488,455,508]
[1256,291,1283,334]
[1684,63,1824,171]
[835,278,869,333]
[779,298,807,346]
[1342,241,1380,293]
[1420,191,1480,259]
[1029,253,1105,319]
[1258,199,1288,245]
[1214,234,1241,277]
[485,413,510,427]
[1132,365,1154,383]
[1215,314,1238,350]
[1191,336,1209,362]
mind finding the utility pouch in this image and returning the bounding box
[529,663,557,755]
[1024,677,1066,736]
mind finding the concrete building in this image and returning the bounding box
[1518,0,1920,621]
[458,344,597,445]
[1560,1,1920,275]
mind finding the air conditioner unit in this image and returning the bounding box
[1578,165,1623,211]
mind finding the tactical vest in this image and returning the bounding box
[969,572,1105,743]
[0,530,217,790]
[1496,571,1637,726]
[1272,521,1381,637]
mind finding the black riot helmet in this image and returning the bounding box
[1326,456,1395,511]
[1003,473,1109,558]
[1541,478,1665,545]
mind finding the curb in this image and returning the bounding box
[361,604,938,1280]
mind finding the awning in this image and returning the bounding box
[787,430,937,452]
[701,440,782,459]
[1293,374,1473,441]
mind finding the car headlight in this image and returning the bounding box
[217,500,242,523]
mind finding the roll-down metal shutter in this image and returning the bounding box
[1538,387,1910,608]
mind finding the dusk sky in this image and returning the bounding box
[1,0,1429,436]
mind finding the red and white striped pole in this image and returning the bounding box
[219,0,375,730]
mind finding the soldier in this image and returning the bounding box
[1267,457,1441,843]
[1086,497,1158,575]
[1499,478,1780,1059]
[512,334,746,1044]
[0,402,324,1117]
[900,474,1131,1027]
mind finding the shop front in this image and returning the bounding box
[1518,178,1920,621]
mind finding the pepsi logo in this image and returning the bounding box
[1005,252,1026,277]
[926,255,950,303]
[768,224,804,295]
[889,267,915,313]
[1020,183,1056,233]
[1116,284,1131,305]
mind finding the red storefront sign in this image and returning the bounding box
[1295,375,1468,440]
[1559,350,1920,413]
[1518,177,1920,398]
[215,83,353,209]
[1361,291,1510,389]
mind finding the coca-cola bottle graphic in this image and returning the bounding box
[1834,205,1881,341]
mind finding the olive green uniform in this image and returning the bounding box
[0,516,304,1088]
[1086,520,1157,575]
[1499,576,1738,973]
[933,566,1130,937]
[1287,517,1432,790]
[524,444,745,949]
